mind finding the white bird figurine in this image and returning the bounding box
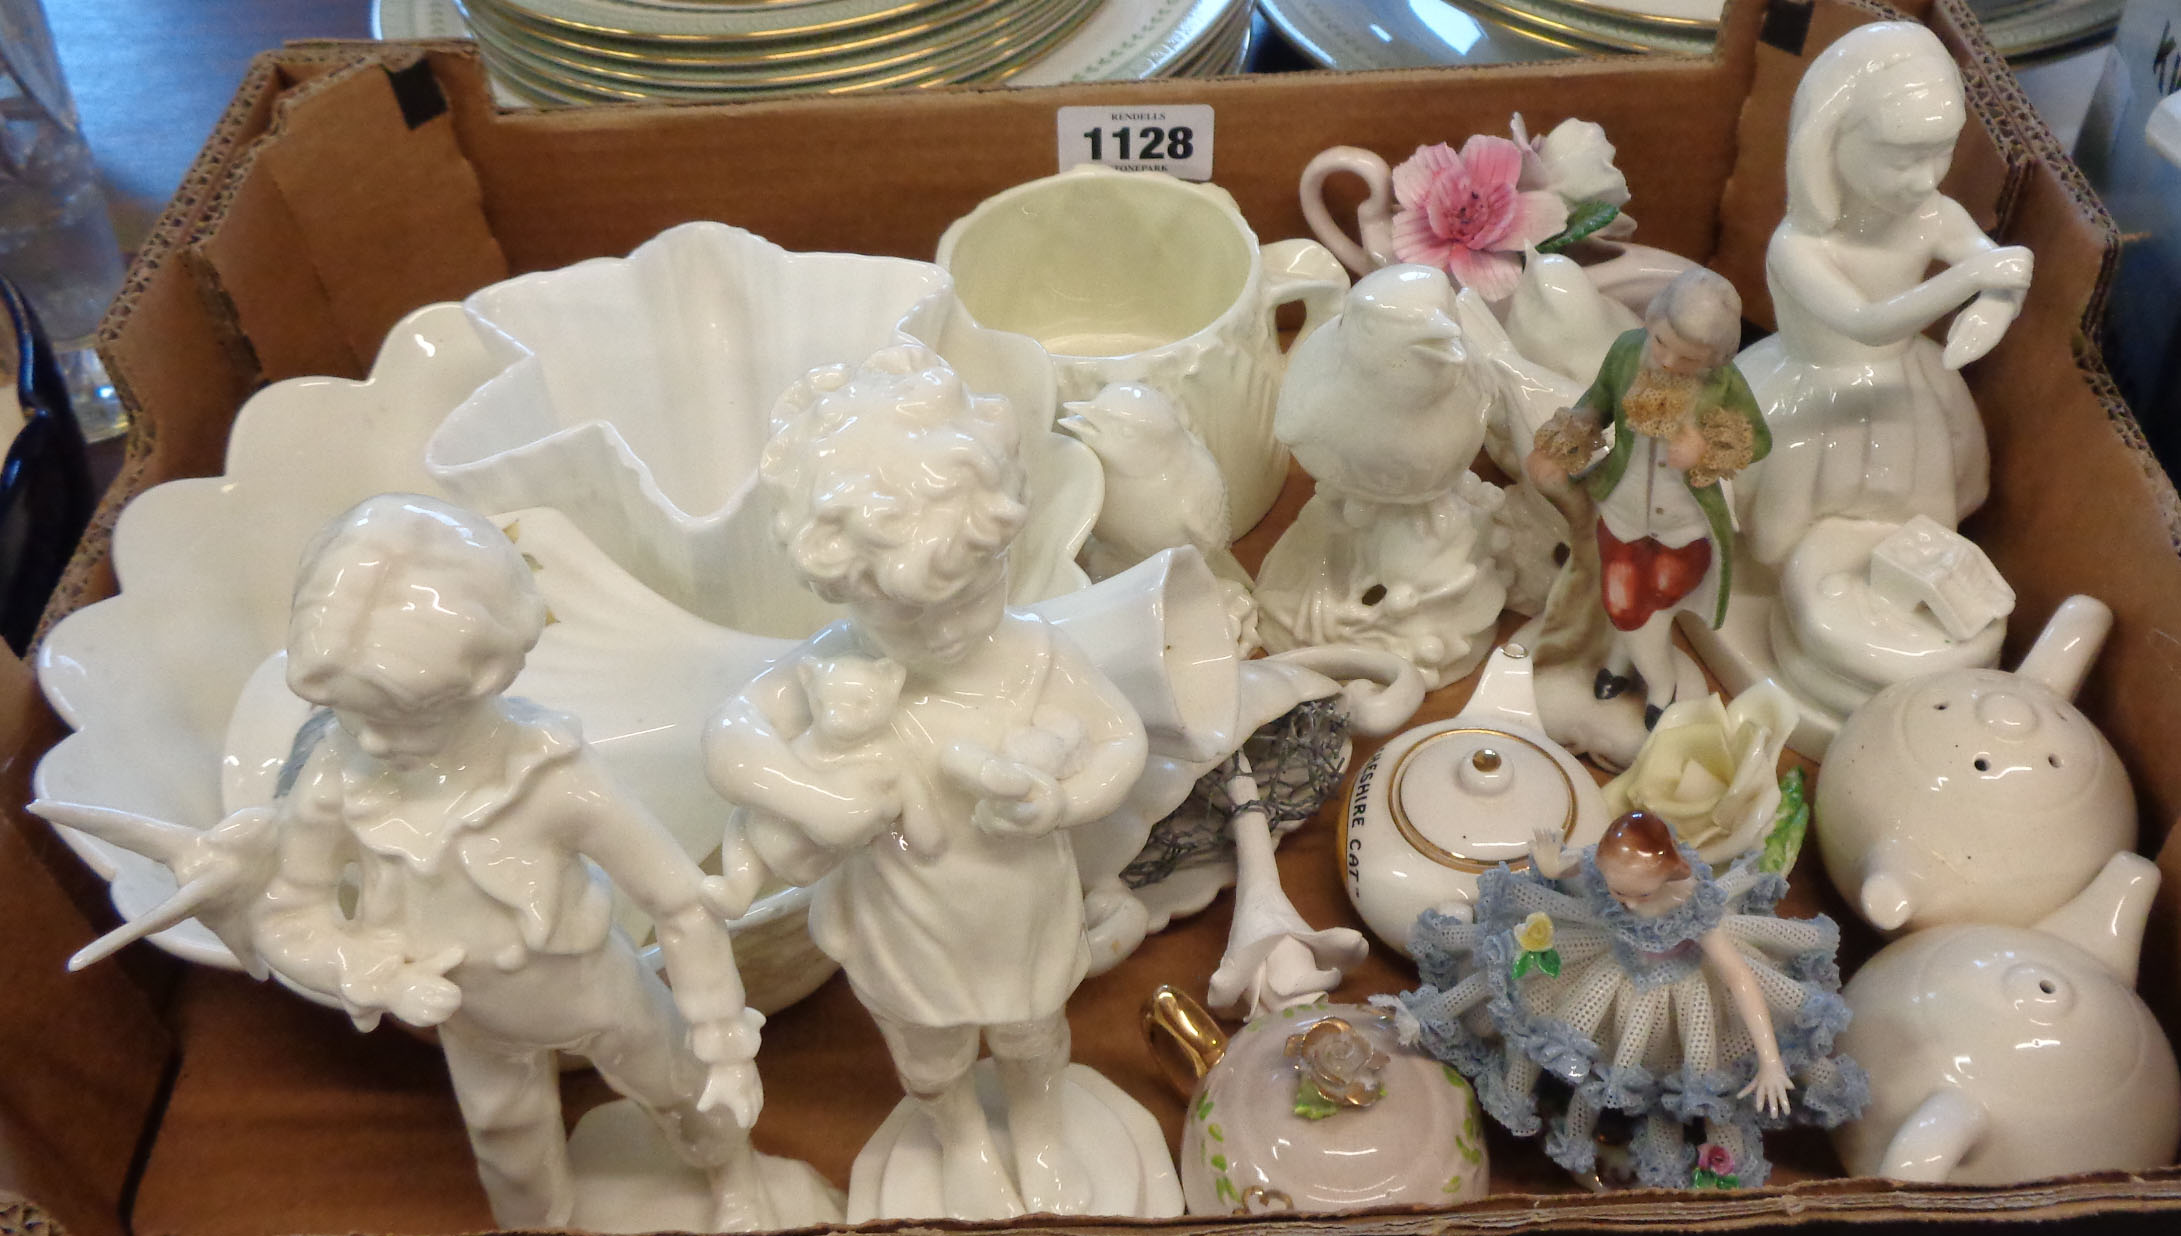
[1060,383,1259,651]
[1060,383,1236,576]
[1500,247,1641,387]
[1273,264,1485,507]
[1255,265,1511,687]
[1452,283,1586,617]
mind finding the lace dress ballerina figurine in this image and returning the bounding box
[1525,268,1769,746]
[704,344,1176,1222]
[1393,810,1866,1190]
[37,494,825,1233]
[1734,21,2033,566]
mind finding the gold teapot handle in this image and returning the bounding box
[1143,985,1229,1096]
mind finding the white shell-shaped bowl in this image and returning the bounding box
[430,222,1095,631]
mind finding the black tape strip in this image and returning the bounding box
[1760,0,1816,55]
[385,60,448,130]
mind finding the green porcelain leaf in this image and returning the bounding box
[1537,199,1621,254]
[1293,1076,1342,1121]
[1760,767,1810,875]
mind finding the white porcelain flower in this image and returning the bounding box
[1510,113,1631,210]
[1601,682,1798,863]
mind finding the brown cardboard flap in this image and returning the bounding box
[132,972,490,1236]
[32,1,2181,1232]
[435,28,1757,278]
[241,54,508,377]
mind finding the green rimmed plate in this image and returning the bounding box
[1013,0,1232,82]
[480,0,1099,96]
[380,0,1257,87]
[466,0,1087,85]
[467,0,1038,63]
[493,0,966,43]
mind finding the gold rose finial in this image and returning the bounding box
[1287,1017,1389,1117]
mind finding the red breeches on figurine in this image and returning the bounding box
[1596,523,1712,631]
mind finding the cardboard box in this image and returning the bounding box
[7,0,2181,1232]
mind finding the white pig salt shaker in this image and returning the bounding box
[1833,853,2179,1183]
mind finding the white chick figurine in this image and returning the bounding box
[1256,264,1511,688]
[1061,383,1259,652]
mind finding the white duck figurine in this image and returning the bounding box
[1060,383,1237,581]
[1500,248,1640,387]
[1059,383,1259,652]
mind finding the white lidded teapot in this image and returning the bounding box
[1833,853,2179,1183]
[1816,595,2135,933]
[1342,642,1609,952]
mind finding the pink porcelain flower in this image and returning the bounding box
[1389,136,1569,300]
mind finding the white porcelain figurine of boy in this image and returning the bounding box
[37,494,837,1233]
[703,344,1182,1222]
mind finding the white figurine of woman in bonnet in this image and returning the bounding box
[1733,21,2033,566]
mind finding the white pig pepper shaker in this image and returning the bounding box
[1816,596,2135,934]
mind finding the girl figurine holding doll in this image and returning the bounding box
[703,345,1152,1221]
[1733,21,2034,566]
[1392,810,1866,1190]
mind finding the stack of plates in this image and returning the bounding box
[1263,0,2114,67]
[1963,0,2123,62]
[373,0,1256,100]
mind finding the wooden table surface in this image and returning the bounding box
[49,0,371,251]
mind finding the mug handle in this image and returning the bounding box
[1258,238,1349,350]
[1298,146,1394,277]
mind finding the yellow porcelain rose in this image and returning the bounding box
[1602,683,1798,864]
[1513,911,1555,953]
[1510,911,1561,979]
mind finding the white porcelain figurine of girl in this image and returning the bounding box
[704,344,1179,1222]
[38,494,827,1232]
[1734,21,2033,566]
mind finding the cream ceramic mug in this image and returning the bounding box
[937,164,1348,533]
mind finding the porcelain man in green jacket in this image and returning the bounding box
[1528,268,1769,725]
